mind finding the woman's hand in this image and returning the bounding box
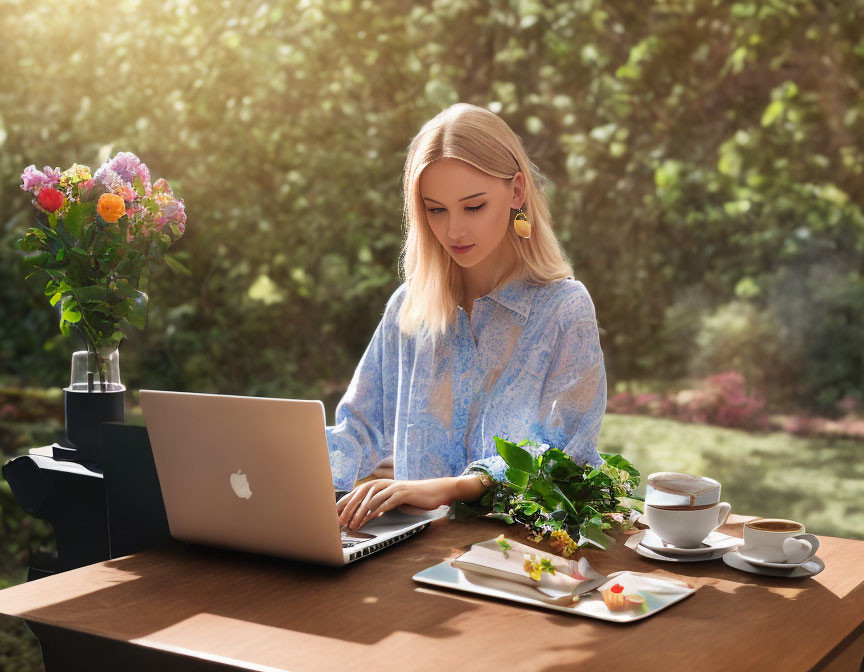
[336,477,459,530]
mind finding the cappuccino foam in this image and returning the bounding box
[746,519,803,533]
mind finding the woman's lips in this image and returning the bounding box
[451,244,475,254]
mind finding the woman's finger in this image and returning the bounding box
[347,481,390,529]
[336,492,349,514]
[338,483,374,527]
[355,483,398,526]
[358,485,405,526]
[360,489,407,526]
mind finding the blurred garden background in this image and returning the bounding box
[1,0,863,667]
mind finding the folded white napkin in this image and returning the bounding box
[452,537,607,600]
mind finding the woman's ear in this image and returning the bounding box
[510,171,527,210]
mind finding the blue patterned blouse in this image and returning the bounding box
[324,275,607,491]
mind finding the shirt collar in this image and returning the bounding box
[484,276,540,321]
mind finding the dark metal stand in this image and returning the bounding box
[2,450,108,579]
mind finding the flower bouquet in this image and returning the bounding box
[16,152,188,461]
[451,437,643,552]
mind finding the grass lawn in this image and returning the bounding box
[600,413,864,541]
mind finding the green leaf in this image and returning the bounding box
[493,436,534,472]
[62,201,91,238]
[520,501,540,516]
[551,483,579,516]
[530,477,565,510]
[504,467,530,490]
[118,290,148,329]
[117,317,136,339]
[49,292,62,307]
[579,521,616,550]
[113,278,140,298]
[22,250,51,266]
[61,305,81,324]
[74,285,110,303]
[618,496,644,513]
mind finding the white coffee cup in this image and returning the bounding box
[741,518,820,563]
[644,501,732,548]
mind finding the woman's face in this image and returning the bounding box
[419,158,525,268]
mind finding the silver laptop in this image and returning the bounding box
[139,389,445,566]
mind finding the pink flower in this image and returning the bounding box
[120,183,137,201]
[152,178,173,196]
[20,165,62,192]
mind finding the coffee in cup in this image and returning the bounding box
[644,501,732,548]
[645,472,721,509]
[741,518,820,563]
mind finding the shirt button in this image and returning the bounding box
[517,315,526,324]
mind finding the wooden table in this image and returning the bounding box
[0,513,862,671]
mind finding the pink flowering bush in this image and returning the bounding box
[609,371,769,431]
[771,407,864,439]
[609,374,864,438]
[16,153,188,387]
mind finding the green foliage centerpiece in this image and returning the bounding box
[15,153,187,462]
[452,437,643,552]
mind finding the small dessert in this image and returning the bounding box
[601,583,644,611]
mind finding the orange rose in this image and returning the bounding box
[97,193,126,223]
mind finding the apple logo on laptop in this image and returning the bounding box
[230,469,252,499]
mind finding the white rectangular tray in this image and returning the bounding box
[413,559,695,623]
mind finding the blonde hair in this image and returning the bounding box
[398,102,575,340]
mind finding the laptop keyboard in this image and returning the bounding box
[340,526,376,547]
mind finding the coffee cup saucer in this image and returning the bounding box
[639,528,743,556]
[633,541,728,563]
[723,550,825,578]
[734,548,815,569]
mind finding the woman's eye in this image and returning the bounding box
[426,203,485,214]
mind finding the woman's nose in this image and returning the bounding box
[447,217,470,240]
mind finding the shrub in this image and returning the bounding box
[608,371,769,431]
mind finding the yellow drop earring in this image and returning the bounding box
[513,207,531,238]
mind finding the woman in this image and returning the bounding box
[329,103,606,530]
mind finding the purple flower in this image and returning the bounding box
[93,165,126,195]
[20,165,62,192]
[136,162,152,195]
[106,152,143,183]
